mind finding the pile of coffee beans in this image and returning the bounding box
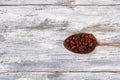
[64,33,98,54]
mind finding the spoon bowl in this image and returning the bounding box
[64,33,98,54]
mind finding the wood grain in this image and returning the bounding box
[0,0,120,4]
[0,72,120,80]
[0,6,120,72]
[0,0,120,7]
[0,0,120,79]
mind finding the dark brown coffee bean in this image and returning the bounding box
[85,50,88,53]
[70,40,75,44]
[87,48,92,52]
[93,41,97,45]
[88,39,91,43]
[79,47,83,50]
[74,49,79,53]
[81,45,86,49]
[81,34,85,37]
[80,38,86,42]
[77,44,79,47]
[72,37,76,40]
[89,43,93,47]
[79,42,82,45]
[89,34,94,39]
[66,39,69,43]
[71,46,77,49]
[83,42,88,46]
[64,33,98,54]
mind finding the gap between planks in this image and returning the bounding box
[0,3,120,6]
[0,70,120,74]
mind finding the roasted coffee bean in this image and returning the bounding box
[66,39,69,43]
[71,46,77,49]
[64,33,98,54]
[89,43,93,47]
[83,42,88,46]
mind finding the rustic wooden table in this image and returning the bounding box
[0,0,120,80]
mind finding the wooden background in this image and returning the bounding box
[0,0,120,80]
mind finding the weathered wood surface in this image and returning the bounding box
[0,0,120,79]
[1,6,120,71]
[1,72,120,80]
[0,0,120,4]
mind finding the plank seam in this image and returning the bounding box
[0,70,120,74]
[0,4,120,6]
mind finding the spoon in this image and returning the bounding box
[64,33,120,54]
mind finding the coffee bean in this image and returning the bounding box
[88,39,91,43]
[81,38,86,42]
[81,34,85,37]
[93,41,97,45]
[89,43,93,47]
[79,42,82,45]
[71,46,77,49]
[89,34,94,39]
[77,44,79,47]
[74,49,79,53]
[81,45,86,49]
[87,48,92,52]
[70,40,75,44]
[64,33,98,54]
[83,42,88,46]
[66,39,69,43]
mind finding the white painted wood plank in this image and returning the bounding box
[0,0,120,4]
[0,72,120,80]
[0,6,120,72]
